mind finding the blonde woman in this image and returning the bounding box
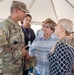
[47,18,74,75]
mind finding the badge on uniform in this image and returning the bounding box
[28,41,31,46]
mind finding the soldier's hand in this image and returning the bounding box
[22,46,28,57]
[26,54,31,60]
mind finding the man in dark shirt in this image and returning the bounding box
[21,14,35,75]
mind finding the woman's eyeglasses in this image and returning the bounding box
[42,25,51,28]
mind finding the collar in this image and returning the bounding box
[40,33,54,40]
[7,16,19,26]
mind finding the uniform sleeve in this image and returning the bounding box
[19,26,25,47]
[0,22,9,46]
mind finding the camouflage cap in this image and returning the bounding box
[11,1,29,13]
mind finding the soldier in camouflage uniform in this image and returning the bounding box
[0,1,29,75]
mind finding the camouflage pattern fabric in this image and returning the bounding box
[2,72,22,75]
[24,56,37,70]
[0,16,24,74]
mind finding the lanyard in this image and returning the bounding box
[23,27,31,40]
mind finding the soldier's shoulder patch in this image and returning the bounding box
[0,29,8,46]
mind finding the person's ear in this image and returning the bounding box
[61,26,65,32]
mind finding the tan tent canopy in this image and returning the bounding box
[0,0,74,25]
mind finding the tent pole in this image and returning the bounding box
[51,0,58,22]
[28,0,35,10]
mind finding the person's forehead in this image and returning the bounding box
[45,23,50,26]
[24,16,31,20]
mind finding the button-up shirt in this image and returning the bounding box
[29,33,58,75]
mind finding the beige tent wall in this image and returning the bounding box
[0,0,74,25]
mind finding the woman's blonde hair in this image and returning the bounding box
[58,18,73,34]
[51,18,74,54]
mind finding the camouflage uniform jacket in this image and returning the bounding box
[0,16,24,74]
